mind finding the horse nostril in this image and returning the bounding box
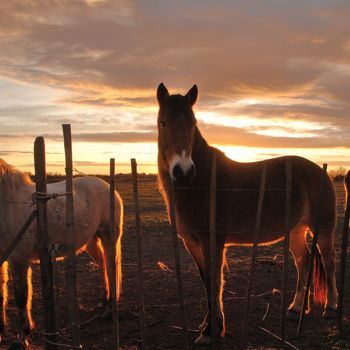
[172,164,184,180]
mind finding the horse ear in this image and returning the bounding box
[186,84,198,106]
[157,83,169,106]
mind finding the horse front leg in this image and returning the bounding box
[288,228,311,319]
[182,239,208,330]
[98,229,119,320]
[0,262,9,339]
[9,260,34,339]
[195,242,226,345]
[86,235,110,310]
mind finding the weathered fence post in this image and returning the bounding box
[243,165,267,334]
[62,124,81,347]
[281,158,292,340]
[297,163,328,335]
[50,246,61,331]
[337,171,350,333]
[131,159,146,349]
[209,154,218,348]
[34,136,57,350]
[168,184,189,348]
[110,158,120,349]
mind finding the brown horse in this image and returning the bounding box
[156,83,338,344]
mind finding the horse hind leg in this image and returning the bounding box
[288,227,311,319]
[182,240,208,330]
[195,242,226,345]
[317,232,338,318]
[86,235,110,309]
[9,260,34,338]
[97,226,122,318]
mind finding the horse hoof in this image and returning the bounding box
[194,334,212,345]
[323,307,337,319]
[286,309,300,320]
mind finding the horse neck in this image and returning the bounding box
[0,172,33,202]
[190,127,212,185]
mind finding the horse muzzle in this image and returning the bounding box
[171,162,196,186]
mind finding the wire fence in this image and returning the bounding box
[0,127,349,350]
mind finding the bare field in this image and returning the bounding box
[1,176,350,349]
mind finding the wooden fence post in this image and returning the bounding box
[337,171,350,333]
[110,158,120,349]
[281,158,292,340]
[168,183,189,348]
[62,124,81,347]
[50,246,61,331]
[131,159,146,349]
[243,165,267,334]
[209,154,218,348]
[34,136,57,350]
[297,164,328,335]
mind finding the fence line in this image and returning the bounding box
[2,136,349,350]
[34,136,58,350]
[209,153,218,348]
[168,181,190,349]
[62,124,81,348]
[243,165,267,336]
[131,158,146,349]
[109,158,120,349]
[158,186,335,196]
[281,158,292,340]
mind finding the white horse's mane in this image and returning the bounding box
[0,158,32,193]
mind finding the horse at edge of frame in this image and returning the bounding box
[0,158,123,344]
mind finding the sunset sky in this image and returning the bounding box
[1,0,350,174]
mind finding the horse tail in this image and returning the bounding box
[313,246,327,306]
[116,235,122,301]
[344,170,350,204]
[116,197,124,301]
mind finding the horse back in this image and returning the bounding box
[45,176,123,249]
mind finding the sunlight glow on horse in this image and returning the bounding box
[0,158,123,338]
[156,83,338,345]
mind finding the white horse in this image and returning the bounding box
[0,158,123,338]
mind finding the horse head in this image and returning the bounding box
[157,83,198,186]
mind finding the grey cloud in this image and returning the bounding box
[40,131,157,143]
[1,0,350,154]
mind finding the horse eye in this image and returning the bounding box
[159,120,166,127]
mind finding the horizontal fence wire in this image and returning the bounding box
[158,185,336,196]
[0,164,346,350]
[0,200,33,204]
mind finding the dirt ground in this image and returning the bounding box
[1,175,350,349]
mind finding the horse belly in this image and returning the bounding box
[222,186,307,246]
[225,230,284,247]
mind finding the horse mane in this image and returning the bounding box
[0,158,32,193]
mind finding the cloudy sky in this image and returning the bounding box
[1,0,350,174]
